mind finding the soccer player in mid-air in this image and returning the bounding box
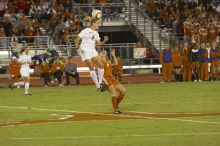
[75,17,108,91]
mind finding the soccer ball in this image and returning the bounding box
[91,9,102,19]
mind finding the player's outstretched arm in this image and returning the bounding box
[96,36,108,47]
[111,49,118,66]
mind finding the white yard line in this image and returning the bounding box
[5,132,220,140]
[0,105,220,125]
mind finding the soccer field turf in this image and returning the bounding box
[0,82,220,146]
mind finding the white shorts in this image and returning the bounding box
[20,68,30,77]
[79,49,98,61]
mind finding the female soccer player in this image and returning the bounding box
[18,47,32,96]
[75,18,108,91]
[100,49,126,114]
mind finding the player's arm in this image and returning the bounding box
[75,36,81,49]
[111,49,118,66]
[96,36,108,47]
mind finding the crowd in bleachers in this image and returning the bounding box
[144,0,220,42]
[141,0,220,82]
[0,0,84,47]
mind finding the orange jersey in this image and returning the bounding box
[182,47,190,63]
[199,28,208,43]
[103,60,119,87]
[39,64,50,73]
[208,29,217,42]
[8,61,21,76]
[192,31,200,43]
[183,21,193,36]
[103,60,113,77]
[51,63,64,73]
[114,60,123,74]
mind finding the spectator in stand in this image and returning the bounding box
[114,56,123,83]
[208,23,217,43]
[190,43,201,82]
[172,45,182,82]
[51,58,65,86]
[145,43,153,58]
[199,23,208,44]
[160,43,173,82]
[63,0,73,10]
[11,21,19,36]
[182,42,191,82]
[34,27,43,46]
[65,57,80,86]
[0,0,5,17]
[199,43,209,81]
[134,41,143,48]
[8,56,24,88]
[0,27,7,50]
[39,60,51,87]
[48,13,58,34]
[2,17,12,37]
[10,34,22,58]
[24,26,35,43]
[210,41,220,81]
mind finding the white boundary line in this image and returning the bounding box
[1,105,220,125]
[5,132,220,140]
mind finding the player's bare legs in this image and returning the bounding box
[23,76,30,95]
[108,85,118,113]
[92,55,105,90]
[115,84,126,112]
[84,59,100,90]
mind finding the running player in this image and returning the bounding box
[18,47,32,96]
[75,18,108,91]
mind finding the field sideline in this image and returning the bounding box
[0,82,220,146]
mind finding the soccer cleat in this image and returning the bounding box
[116,108,122,114]
[99,83,105,92]
[25,93,32,96]
[114,110,122,114]
[9,84,16,89]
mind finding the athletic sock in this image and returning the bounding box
[90,71,99,88]
[25,82,30,94]
[97,68,104,84]
[117,93,125,107]
[16,81,24,86]
[112,96,118,111]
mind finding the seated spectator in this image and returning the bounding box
[39,60,51,87]
[65,57,80,86]
[51,58,65,86]
[8,56,24,88]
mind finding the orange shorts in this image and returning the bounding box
[103,76,119,88]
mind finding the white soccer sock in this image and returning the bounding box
[15,81,24,86]
[90,71,99,88]
[25,82,30,94]
[98,68,104,84]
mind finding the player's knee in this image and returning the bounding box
[119,87,126,95]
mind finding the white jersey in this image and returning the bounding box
[18,54,32,70]
[78,28,100,51]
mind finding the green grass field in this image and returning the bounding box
[0,82,220,146]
